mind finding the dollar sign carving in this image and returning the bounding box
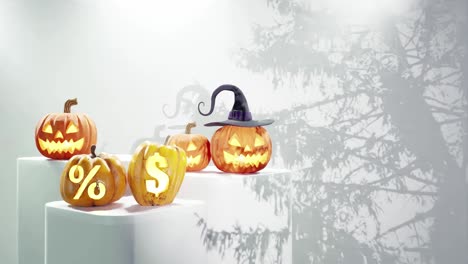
[145,153,169,197]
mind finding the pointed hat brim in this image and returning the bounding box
[204,119,274,127]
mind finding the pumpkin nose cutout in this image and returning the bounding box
[244,145,252,152]
[187,142,197,151]
[55,131,64,139]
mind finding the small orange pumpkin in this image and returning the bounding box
[127,139,187,206]
[167,122,210,171]
[211,126,272,173]
[35,98,97,160]
[60,146,127,207]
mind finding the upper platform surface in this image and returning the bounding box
[18,156,290,177]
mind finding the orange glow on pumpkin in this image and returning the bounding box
[35,98,97,160]
[127,141,187,206]
[60,146,127,207]
[167,122,211,171]
[211,126,272,173]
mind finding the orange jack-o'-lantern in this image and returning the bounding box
[167,122,210,171]
[35,98,97,160]
[127,139,187,206]
[198,84,274,173]
[60,146,127,207]
[211,126,272,173]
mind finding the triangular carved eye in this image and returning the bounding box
[42,123,53,134]
[187,142,197,151]
[66,122,79,134]
[254,134,265,147]
[228,134,241,147]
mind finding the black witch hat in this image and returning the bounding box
[198,84,274,127]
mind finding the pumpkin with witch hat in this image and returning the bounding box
[198,84,274,173]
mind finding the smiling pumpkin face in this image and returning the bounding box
[35,98,97,160]
[167,122,211,171]
[211,126,272,173]
[168,136,210,171]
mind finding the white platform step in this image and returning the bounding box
[17,156,131,264]
[177,167,293,264]
[17,156,292,264]
[45,196,206,264]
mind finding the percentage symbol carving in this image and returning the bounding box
[68,164,106,200]
[145,153,169,197]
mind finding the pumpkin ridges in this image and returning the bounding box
[80,114,97,155]
[87,117,95,153]
[60,155,80,204]
[135,144,150,206]
[61,155,94,206]
[34,114,50,154]
[167,122,211,171]
[46,113,92,159]
[86,115,98,153]
[161,145,186,205]
[128,141,187,206]
[35,98,97,159]
[147,143,168,205]
[104,155,127,203]
[91,158,116,206]
[159,145,178,204]
[211,125,272,173]
[171,146,186,203]
[154,144,169,204]
[128,141,151,206]
[35,114,49,134]
[60,149,126,207]
[75,156,97,206]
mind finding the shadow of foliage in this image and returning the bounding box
[165,1,467,263]
[196,213,290,264]
[233,0,467,263]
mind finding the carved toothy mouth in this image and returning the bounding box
[187,155,201,167]
[38,138,84,154]
[223,151,269,167]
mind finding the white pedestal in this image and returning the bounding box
[17,156,292,264]
[179,167,293,264]
[45,196,206,264]
[17,156,131,264]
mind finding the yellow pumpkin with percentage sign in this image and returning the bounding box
[60,146,127,207]
[128,141,187,206]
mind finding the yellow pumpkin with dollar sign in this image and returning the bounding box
[127,137,187,206]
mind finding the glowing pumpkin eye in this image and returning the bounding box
[228,134,242,147]
[66,123,79,134]
[187,142,197,151]
[42,124,53,134]
[254,134,265,147]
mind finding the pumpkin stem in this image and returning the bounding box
[64,98,78,113]
[164,135,171,145]
[90,145,97,158]
[185,122,196,134]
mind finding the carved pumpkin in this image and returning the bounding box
[60,146,127,207]
[127,139,187,206]
[35,98,97,160]
[198,84,274,174]
[211,126,272,173]
[167,122,210,171]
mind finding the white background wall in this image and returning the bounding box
[0,1,286,263]
[1,0,467,263]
